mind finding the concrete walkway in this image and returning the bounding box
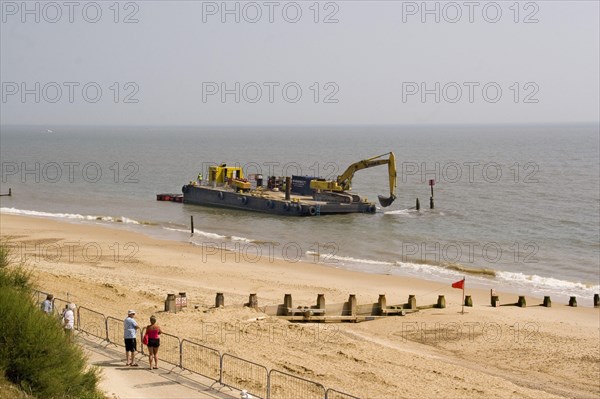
[77,334,239,399]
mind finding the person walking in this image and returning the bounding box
[62,303,76,341]
[144,315,161,369]
[41,294,53,315]
[123,310,140,366]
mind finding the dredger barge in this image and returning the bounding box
[180,152,397,216]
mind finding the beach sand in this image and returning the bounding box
[1,213,598,398]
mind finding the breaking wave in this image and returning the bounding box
[497,271,599,297]
[383,209,413,216]
[1,207,140,224]
[173,227,255,244]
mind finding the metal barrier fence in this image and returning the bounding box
[140,327,182,368]
[221,353,269,399]
[268,370,326,399]
[106,316,125,347]
[78,306,107,340]
[31,290,360,399]
[35,291,65,318]
[325,389,361,399]
[32,290,50,307]
[53,297,70,317]
[180,339,221,382]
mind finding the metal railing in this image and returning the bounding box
[33,290,360,399]
[31,290,48,306]
[140,327,181,368]
[221,353,269,399]
[78,306,107,340]
[326,388,362,399]
[106,316,125,346]
[180,339,222,382]
[53,297,70,318]
[268,370,326,399]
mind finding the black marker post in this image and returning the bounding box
[429,179,435,209]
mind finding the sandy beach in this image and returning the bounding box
[1,213,598,398]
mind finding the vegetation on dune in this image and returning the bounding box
[0,241,104,399]
[0,373,35,399]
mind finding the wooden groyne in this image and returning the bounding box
[240,293,455,322]
[491,292,598,308]
[161,291,600,322]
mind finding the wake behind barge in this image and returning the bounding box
[181,153,397,217]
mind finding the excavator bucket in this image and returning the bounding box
[378,194,396,207]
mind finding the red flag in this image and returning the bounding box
[452,279,465,289]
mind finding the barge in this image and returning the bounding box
[181,153,397,217]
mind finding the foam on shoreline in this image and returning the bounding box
[2,207,598,306]
[1,207,141,225]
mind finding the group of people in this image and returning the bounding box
[123,310,162,369]
[41,294,76,340]
[41,294,162,370]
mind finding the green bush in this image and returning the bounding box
[0,242,104,399]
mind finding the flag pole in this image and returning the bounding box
[461,277,465,314]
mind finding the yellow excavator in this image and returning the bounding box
[310,152,397,207]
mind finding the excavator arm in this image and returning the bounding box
[336,152,397,207]
[378,152,397,207]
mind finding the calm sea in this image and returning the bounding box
[1,125,598,305]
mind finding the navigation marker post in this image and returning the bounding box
[429,179,435,209]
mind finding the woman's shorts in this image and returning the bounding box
[125,338,137,352]
[147,338,160,348]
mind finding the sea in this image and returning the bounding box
[1,125,599,306]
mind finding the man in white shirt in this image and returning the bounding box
[62,303,76,342]
[123,310,140,366]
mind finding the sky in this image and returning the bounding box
[1,0,599,126]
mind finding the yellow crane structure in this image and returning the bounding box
[310,152,397,207]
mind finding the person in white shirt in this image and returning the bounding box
[62,303,76,341]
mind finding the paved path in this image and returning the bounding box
[78,334,238,399]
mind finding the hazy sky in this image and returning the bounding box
[1,0,599,126]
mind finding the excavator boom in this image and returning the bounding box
[309,152,397,207]
[335,152,397,207]
[377,152,397,207]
